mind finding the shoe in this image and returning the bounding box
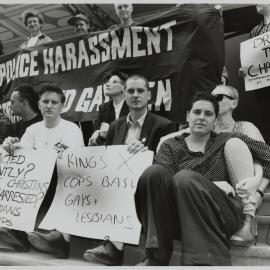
[136,256,168,266]
[0,228,30,251]
[28,230,69,258]
[83,240,124,265]
[230,230,256,247]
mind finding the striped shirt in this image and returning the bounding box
[251,19,270,37]
[155,132,270,182]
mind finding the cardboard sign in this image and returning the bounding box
[40,146,153,244]
[0,148,56,231]
[241,31,270,91]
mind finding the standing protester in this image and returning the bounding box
[20,9,52,49]
[134,92,270,266]
[3,85,84,258]
[67,13,91,35]
[68,13,94,145]
[239,4,270,142]
[109,3,135,30]
[83,75,176,265]
[89,71,129,146]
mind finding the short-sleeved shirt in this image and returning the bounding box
[20,118,84,150]
[156,132,270,182]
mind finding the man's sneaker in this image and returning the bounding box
[0,228,30,251]
[27,230,69,259]
[83,240,124,265]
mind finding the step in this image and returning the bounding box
[0,238,270,266]
[0,246,97,266]
[124,240,270,266]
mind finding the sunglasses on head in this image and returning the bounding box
[213,94,234,102]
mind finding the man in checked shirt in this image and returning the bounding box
[135,91,270,266]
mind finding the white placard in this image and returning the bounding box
[0,147,57,231]
[40,145,153,245]
[241,31,270,91]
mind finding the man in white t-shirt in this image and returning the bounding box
[3,85,84,258]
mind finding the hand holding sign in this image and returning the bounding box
[241,31,270,90]
[39,145,153,244]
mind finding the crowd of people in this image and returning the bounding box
[0,3,270,266]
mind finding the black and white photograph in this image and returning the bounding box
[1,1,270,267]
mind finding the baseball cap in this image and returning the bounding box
[68,14,89,26]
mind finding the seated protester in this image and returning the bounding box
[212,85,268,246]
[20,9,52,49]
[0,84,41,252]
[134,92,270,266]
[10,84,42,139]
[3,85,84,258]
[0,109,14,144]
[83,75,176,265]
[89,71,129,146]
[157,85,268,246]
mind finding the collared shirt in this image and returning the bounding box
[124,111,147,145]
[155,132,270,182]
[113,99,125,120]
[251,19,270,38]
[19,33,52,49]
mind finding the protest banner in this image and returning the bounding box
[39,146,153,245]
[0,5,224,124]
[241,31,270,91]
[0,147,57,231]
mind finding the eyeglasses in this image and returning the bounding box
[213,94,234,102]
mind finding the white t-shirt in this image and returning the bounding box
[20,119,84,150]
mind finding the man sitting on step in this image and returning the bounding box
[83,74,176,265]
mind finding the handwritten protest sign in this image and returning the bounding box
[241,31,270,91]
[39,146,153,244]
[0,148,56,231]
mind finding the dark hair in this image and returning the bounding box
[22,9,44,26]
[39,85,66,104]
[188,91,219,116]
[124,74,149,91]
[13,84,39,113]
[103,71,128,84]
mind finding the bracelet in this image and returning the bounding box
[257,189,264,198]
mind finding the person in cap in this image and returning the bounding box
[68,13,91,35]
[20,9,52,49]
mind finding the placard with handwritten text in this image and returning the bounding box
[40,146,153,244]
[0,148,57,231]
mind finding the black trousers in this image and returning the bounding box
[135,165,243,266]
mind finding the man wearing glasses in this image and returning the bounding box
[83,74,176,265]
